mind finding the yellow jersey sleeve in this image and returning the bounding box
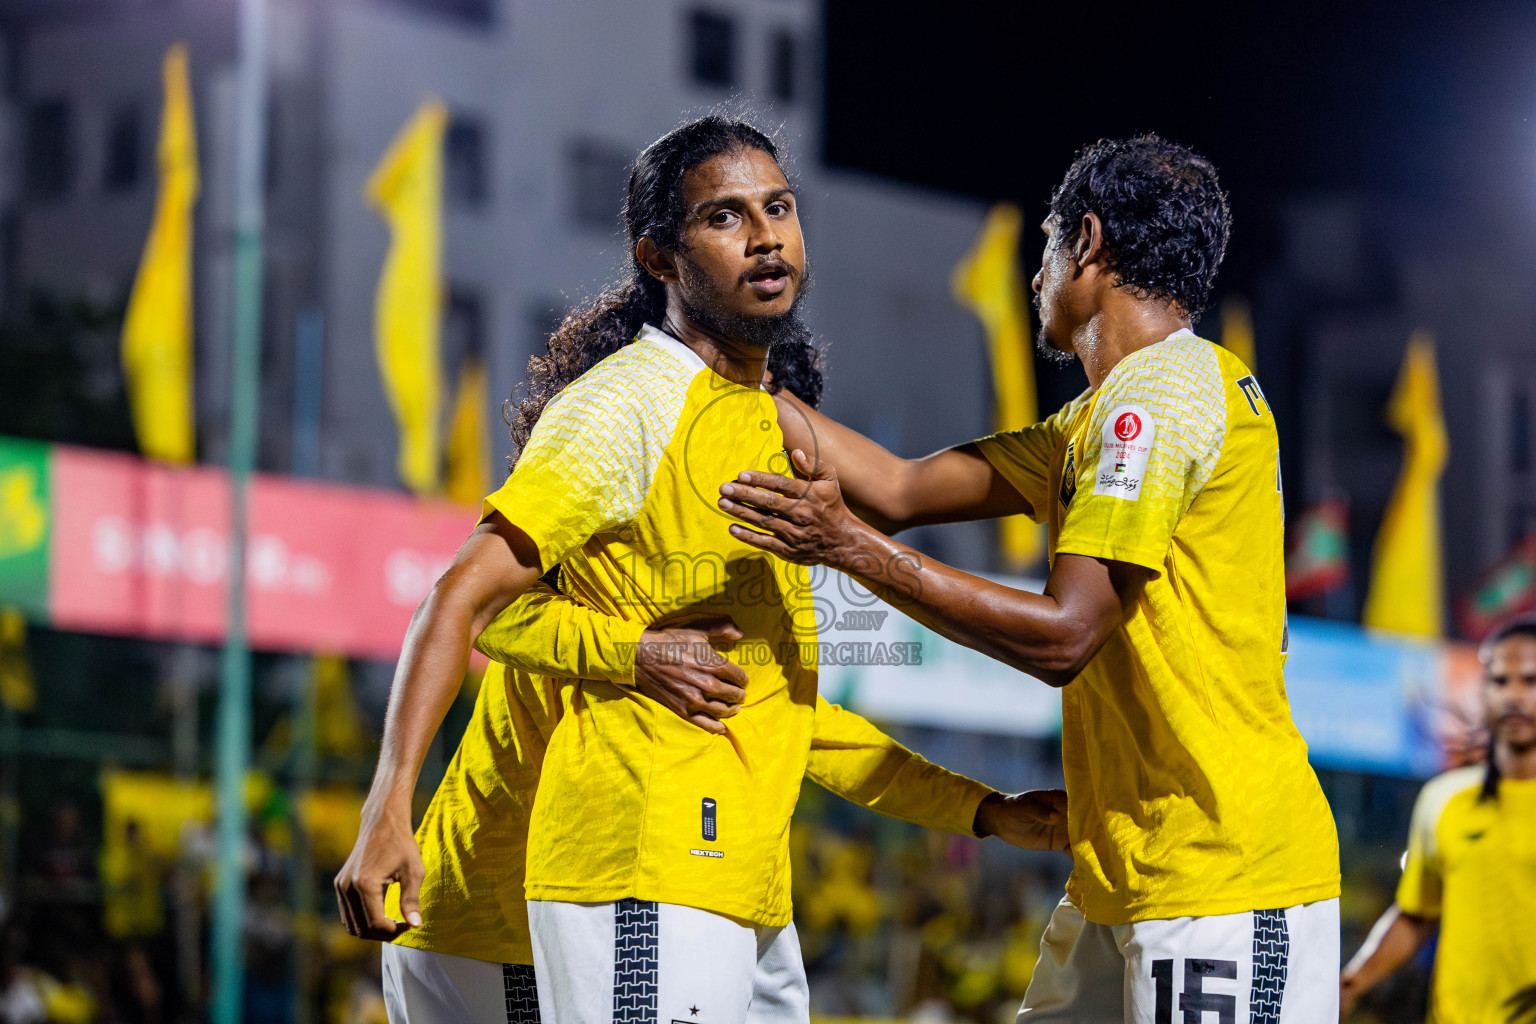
[973,396,1082,523]
[474,583,648,683]
[1055,347,1226,571]
[481,362,685,569]
[484,583,995,839]
[807,695,994,837]
[1396,768,1481,918]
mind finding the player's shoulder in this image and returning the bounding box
[1103,330,1225,407]
[541,325,704,437]
[1415,765,1487,823]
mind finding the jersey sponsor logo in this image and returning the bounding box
[1115,411,1143,441]
[1237,374,1268,417]
[1093,403,1156,501]
[688,849,724,858]
[701,798,717,841]
[1059,442,1078,506]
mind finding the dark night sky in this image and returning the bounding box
[822,0,1536,411]
[823,0,1536,289]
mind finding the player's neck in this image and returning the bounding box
[1495,739,1536,781]
[1073,301,1191,389]
[660,308,769,390]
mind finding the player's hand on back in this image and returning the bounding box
[334,800,426,940]
[974,789,1071,852]
[635,616,748,735]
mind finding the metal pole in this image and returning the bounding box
[212,0,268,1020]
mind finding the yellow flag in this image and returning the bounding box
[444,357,490,506]
[952,203,1042,569]
[1221,296,1256,371]
[1362,332,1447,637]
[121,43,198,463]
[367,100,447,495]
[0,607,35,712]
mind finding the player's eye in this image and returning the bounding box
[711,209,739,226]
[767,201,789,216]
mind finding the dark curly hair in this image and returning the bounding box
[507,115,824,459]
[1048,133,1231,320]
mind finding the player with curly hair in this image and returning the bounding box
[710,134,1342,1020]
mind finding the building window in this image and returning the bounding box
[444,286,485,366]
[567,139,630,233]
[1513,390,1530,474]
[445,115,488,208]
[24,100,74,200]
[769,30,797,102]
[378,0,495,28]
[102,103,141,192]
[688,10,735,88]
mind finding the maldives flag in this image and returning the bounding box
[1287,498,1350,601]
[1458,534,1536,640]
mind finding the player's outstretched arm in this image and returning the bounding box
[334,511,542,941]
[474,587,749,734]
[719,452,1145,687]
[775,391,1032,533]
[1338,903,1436,1018]
[806,696,1068,851]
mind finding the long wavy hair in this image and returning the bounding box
[506,116,824,461]
[1479,615,1536,801]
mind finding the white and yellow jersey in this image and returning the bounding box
[1398,765,1536,1023]
[396,325,993,965]
[978,330,1339,924]
[396,595,995,965]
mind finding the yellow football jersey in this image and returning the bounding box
[977,330,1339,924]
[452,323,974,928]
[1398,765,1536,1024]
[394,586,996,965]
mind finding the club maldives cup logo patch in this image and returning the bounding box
[1093,404,1156,500]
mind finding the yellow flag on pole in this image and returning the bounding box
[444,357,490,506]
[367,100,447,495]
[1362,331,1447,637]
[952,203,1042,569]
[1221,296,1256,371]
[121,43,198,464]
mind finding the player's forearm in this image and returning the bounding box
[475,585,643,684]
[823,523,1100,686]
[366,584,483,809]
[1341,905,1435,994]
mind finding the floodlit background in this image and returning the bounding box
[0,0,1534,1022]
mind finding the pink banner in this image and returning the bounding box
[48,447,476,659]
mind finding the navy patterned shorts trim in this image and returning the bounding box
[1251,908,1290,1023]
[613,899,659,1024]
[501,963,539,1024]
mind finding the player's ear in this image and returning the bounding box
[636,237,678,283]
[1074,213,1105,269]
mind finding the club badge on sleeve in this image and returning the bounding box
[1093,404,1156,500]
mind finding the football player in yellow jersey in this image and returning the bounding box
[335,116,1071,1024]
[714,135,1341,1021]
[1340,617,1536,1022]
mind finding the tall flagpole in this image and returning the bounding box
[211,0,268,1020]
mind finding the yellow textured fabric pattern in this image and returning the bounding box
[1396,766,1536,1024]
[121,43,198,464]
[976,331,1339,924]
[396,591,994,964]
[1362,332,1447,638]
[952,203,1043,569]
[367,100,446,495]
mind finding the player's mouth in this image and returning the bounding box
[743,258,794,297]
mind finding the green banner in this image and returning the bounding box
[0,437,50,619]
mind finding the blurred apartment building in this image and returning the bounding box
[1,0,1534,600]
[0,0,997,565]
